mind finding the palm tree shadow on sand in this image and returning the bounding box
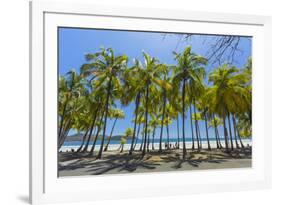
[58,148,251,176]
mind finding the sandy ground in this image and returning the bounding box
[58,147,252,177]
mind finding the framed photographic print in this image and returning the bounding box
[30,1,272,204]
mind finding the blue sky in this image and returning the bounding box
[59,27,252,139]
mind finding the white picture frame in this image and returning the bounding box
[30,1,272,204]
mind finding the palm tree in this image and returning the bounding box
[58,70,87,149]
[75,111,92,152]
[168,79,182,149]
[104,109,125,151]
[197,89,212,150]
[134,52,170,157]
[88,113,105,156]
[209,116,223,149]
[208,64,250,152]
[187,62,206,150]
[81,86,106,153]
[122,59,146,155]
[165,103,177,149]
[192,111,202,150]
[82,47,128,159]
[157,66,173,151]
[119,128,133,153]
[149,115,160,150]
[133,112,145,150]
[173,46,207,158]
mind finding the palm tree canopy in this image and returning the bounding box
[207,64,251,117]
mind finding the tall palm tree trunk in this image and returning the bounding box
[166,124,170,149]
[81,129,93,153]
[216,127,223,148]
[129,92,141,155]
[231,115,240,148]
[58,101,68,141]
[97,78,112,159]
[104,117,118,151]
[176,115,180,149]
[189,106,195,150]
[223,117,229,152]
[227,113,234,150]
[82,108,99,152]
[142,83,150,157]
[213,114,222,148]
[147,133,150,152]
[193,103,200,150]
[204,111,211,150]
[139,126,144,151]
[232,115,245,148]
[76,129,89,153]
[214,125,220,149]
[58,80,76,144]
[212,115,220,149]
[159,90,166,152]
[58,119,72,149]
[89,116,104,156]
[152,127,156,150]
[197,120,202,149]
[182,78,187,158]
[133,123,141,150]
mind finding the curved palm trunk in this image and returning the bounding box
[159,90,166,152]
[82,108,99,152]
[232,115,244,148]
[82,127,97,153]
[76,129,89,152]
[197,121,202,149]
[204,111,211,150]
[231,115,240,148]
[193,103,200,150]
[216,127,223,148]
[152,127,156,150]
[212,115,220,149]
[81,130,92,153]
[129,92,141,155]
[176,115,180,149]
[58,79,76,141]
[166,124,170,149]
[104,117,118,151]
[147,133,150,152]
[58,102,68,141]
[142,83,150,157]
[133,122,141,150]
[227,113,234,150]
[58,119,72,149]
[214,126,220,149]
[213,115,223,148]
[89,116,104,156]
[139,128,144,151]
[97,78,112,159]
[58,78,77,146]
[189,106,195,150]
[237,132,245,148]
[223,117,229,152]
[182,78,187,158]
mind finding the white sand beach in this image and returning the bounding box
[60,139,252,152]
